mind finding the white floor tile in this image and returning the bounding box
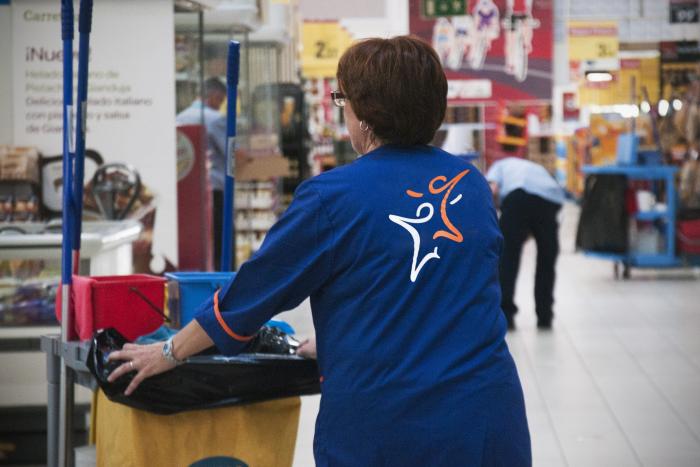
[548,408,640,467]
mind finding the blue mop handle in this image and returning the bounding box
[60,0,74,285]
[72,0,94,258]
[220,41,240,271]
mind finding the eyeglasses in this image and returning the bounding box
[331,90,346,108]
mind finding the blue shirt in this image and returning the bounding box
[176,101,227,191]
[195,145,530,465]
[486,157,565,205]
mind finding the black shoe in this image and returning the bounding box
[537,317,552,330]
[505,314,515,331]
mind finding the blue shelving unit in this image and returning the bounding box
[581,164,681,277]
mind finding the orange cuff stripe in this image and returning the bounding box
[213,290,255,342]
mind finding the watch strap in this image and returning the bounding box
[162,336,183,364]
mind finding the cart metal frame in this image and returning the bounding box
[40,335,95,467]
[581,164,682,278]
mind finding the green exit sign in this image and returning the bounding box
[422,0,467,18]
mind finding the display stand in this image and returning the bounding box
[581,164,681,277]
[0,220,141,267]
[0,220,140,417]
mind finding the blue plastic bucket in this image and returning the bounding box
[165,272,236,328]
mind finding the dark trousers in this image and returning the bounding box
[499,189,560,321]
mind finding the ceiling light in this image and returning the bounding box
[586,72,613,82]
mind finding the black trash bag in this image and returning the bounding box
[87,328,321,415]
[576,174,628,253]
[245,325,302,355]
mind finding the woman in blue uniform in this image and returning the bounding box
[109,35,531,466]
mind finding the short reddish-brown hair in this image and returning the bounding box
[337,35,447,146]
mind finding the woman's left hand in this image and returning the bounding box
[107,342,178,396]
[296,337,317,359]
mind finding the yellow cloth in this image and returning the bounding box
[94,390,301,467]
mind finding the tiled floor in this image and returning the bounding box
[279,205,700,466]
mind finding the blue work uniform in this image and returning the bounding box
[195,144,531,466]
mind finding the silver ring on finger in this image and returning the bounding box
[129,361,135,370]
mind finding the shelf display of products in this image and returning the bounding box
[235,181,279,265]
[0,260,59,326]
[304,78,342,174]
[660,41,700,101]
[657,42,699,164]
[0,220,141,328]
[0,146,41,223]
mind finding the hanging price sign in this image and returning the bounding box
[568,21,619,61]
[670,0,699,23]
[301,21,354,78]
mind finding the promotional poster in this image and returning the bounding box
[11,0,178,271]
[409,0,553,103]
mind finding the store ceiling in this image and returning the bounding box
[299,0,385,19]
[175,0,259,32]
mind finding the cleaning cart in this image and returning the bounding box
[578,133,699,278]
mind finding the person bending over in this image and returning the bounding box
[487,156,564,330]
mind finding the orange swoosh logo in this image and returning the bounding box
[428,169,470,243]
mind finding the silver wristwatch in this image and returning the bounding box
[162,336,182,364]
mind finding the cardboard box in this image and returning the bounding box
[235,150,291,182]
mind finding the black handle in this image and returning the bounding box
[79,0,93,34]
[61,0,74,40]
[129,287,171,323]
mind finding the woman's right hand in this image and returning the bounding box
[107,342,177,396]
